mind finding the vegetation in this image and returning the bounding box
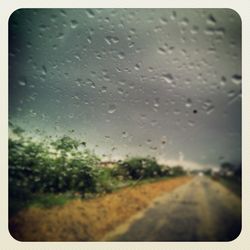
[9,125,186,216]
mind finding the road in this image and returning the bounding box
[104,176,241,241]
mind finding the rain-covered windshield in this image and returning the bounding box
[9,9,241,242]
[9,9,241,168]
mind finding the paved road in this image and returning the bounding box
[105,176,241,241]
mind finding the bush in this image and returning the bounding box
[116,157,163,180]
[169,166,186,176]
[9,128,100,199]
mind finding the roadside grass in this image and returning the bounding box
[9,176,192,241]
[216,176,241,197]
[9,193,74,218]
[9,174,182,218]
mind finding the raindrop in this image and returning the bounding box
[162,73,174,84]
[128,42,135,48]
[57,32,65,39]
[157,47,166,55]
[122,131,128,138]
[228,90,236,98]
[215,27,225,37]
[231,74,241,85]
[220,76,227,86]
[41,65,47,75]
[117,88,124,95]
[118,80,126,86]
[170,11,177,20]
[204,28,215,36]
[180,17,189,26]
[153,98,160,108]
[150,120,158,126]
[190,25,199,34]
[188,120,195,127]
[86,9,95,18]
[185,98,192,108]
[134,63,140,70]
[118,52,125,59]
[202,100,215,115]
[72,95,80,100]
[129,84,135,89]
[70,20,78,29]
[173,110,180,115]
[150,146,158,151]
[101,86,107,93]
[86,79,96,89]
[18,78,27,86]
[168,46,175,54]
[206,15,217,26]
[105,36,119,45]
[87,37,92,44]
[108,104,117,114]
[160,17,168,25]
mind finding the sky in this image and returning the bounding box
[9,9,241,169]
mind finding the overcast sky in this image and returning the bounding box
[9,9,241,169]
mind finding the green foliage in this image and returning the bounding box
[9,125,187,215]
[169,166,186,176]
[30,193,74,208]
[116,157,164,180]
[95,168,116,193]
[9,129,100,202]
[51,136,82,152]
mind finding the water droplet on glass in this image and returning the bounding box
[185,98,192,108]
[117,88,124,95]
[86,79,96,89]
[122,131,128,138]
[206,15,217,26]
[204,28,215,36]
[191,25,199,34]
[101,86,107,93]
[220,76,227,86]
[70,20,78,29]
[160,17,168,25]
[203,100,215,115]
[118,52,125,59]
[188,120,195,127]
[41,65,47,75]
[231,74,241,85]
[150,120,158,126]
[170,11,177,20]
[18,78,27,86]
[180,17,189,26]
[162,73,174,84]
[105,36,119,45]
[86,9,95,18]
[157,47,166,55]
[57,32,65,40]
[134,64,140,70]
[108,104,117,114]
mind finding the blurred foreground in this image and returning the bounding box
[9,176,192,241]
[106,176,241,241]
[9,126,241,241]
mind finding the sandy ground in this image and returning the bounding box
[106,176,241,241]
[9,176,192,241]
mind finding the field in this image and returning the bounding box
[9,176,192,241]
